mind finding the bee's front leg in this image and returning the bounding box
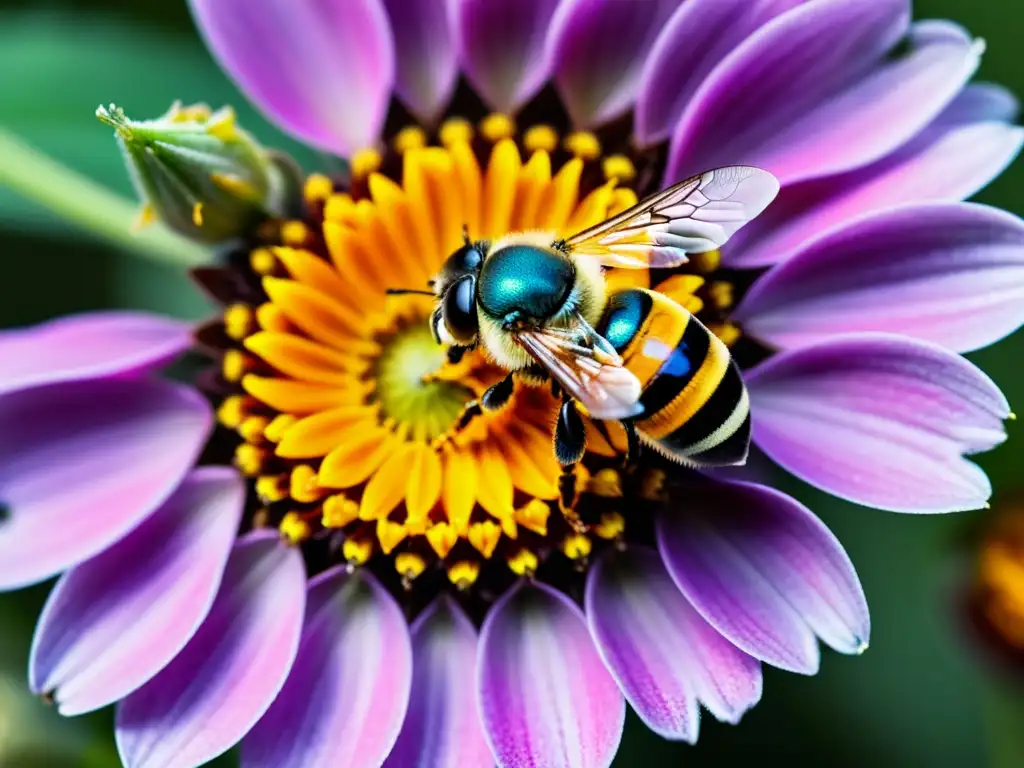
[555,397,587,527]
[453,372,514,433]
[447,343,473,365]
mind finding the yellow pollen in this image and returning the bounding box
[689,249,721,273]
[602,154,636,182]
[507,548,539,576]
[255,302,291,333]
[480,113,515,142]
[238,415,270,444]
[279,512,312,544]
[224,303,254,340]
[343,537,374,566]
[439,117,474,147]
[562,533,592,560]
[587,468,623,498]
[204,106,236,139]
[515,499,551,536]
[469,521,502,558]
[396,552,427,581]
[256,475,288,504]
[217,395,248,429]
[708,281,735,310]
[303,173,334,203]
[233,443,265,476]
[594,511,626,540]
[281,220,309,246]
[564,131,601,160]
[133,204,157,231]
[394,125,428,154]
[524,125,559,153]
[222,349,249,383]
[290,465,324,504]
[250,248,276,275]
[192,202,204,227]
[710,322,742,347]
[322,495,360,529]
[264,414,298,444]
[377,519,408,555]
[351,148,383,179]
[448,560,481,590]
[426,522,458,558]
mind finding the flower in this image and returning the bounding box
[1,1,1022,767]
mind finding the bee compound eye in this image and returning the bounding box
[443,276,478,343]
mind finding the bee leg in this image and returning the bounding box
[481,373,515,411]
[622,419,641,466]
[455,401,482,430]
[447,344,469,365]
[555,397,586,467]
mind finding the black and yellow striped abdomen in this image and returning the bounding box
[596,288,750,466]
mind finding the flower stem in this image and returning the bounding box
[0,127,208,267]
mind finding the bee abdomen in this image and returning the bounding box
[599,288,750,467]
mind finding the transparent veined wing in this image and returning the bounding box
[514,312,643,421]
[564,166,779,269]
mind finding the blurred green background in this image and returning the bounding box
[1,1,1023,766]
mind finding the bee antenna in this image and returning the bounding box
[462,223,471,247]
[386,287,435,296]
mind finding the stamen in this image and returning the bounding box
[593,512,626,540]
[238,415,270,443]
[192,202,205,227]
[343,536,374,566]
[515,499,550,536]
[708,281,735,310]
[507,548,539,576]
[255,303,291,333]
[264,414,298,443]
[351,148,383,179]
[396,552,427,583]
[221,349,250,383]
[562,533,592,560]
[479,113,515,142]
[564,131,601,161]
[322,494,360,529]
[256,474,289,504]
[378,520,409,554]
[303,173,335,203]
[281,221,310,246]
[524,125,559,153]
[426,523,458,558]
[587,468,623,498]
[439,117,474,147]
[233,443,266,477]
[249,247,277,276]
[290,465,324,504]
[393,126,428,154]
[448,560,481,589]
[602,154,636,183]
[279,511,312,544]
[217,394,250,429]
[224,303,254,340]
[469,521,502,558]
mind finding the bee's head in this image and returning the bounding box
[429,235,489,346]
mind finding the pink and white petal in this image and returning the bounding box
[187,0,394,156]
[243,567,412,768]
[384,596,491,768]
[29,468,244,716]
[747,334,1009,513]
[547,0,678,129]
[0,312,191,397]
[456,0,562,114]
[723,84,1024,268]
[478,582,625,768]
[586,547,762,740]
[116,532,305,768]
[735,203,1024,353]
[658,482,869,660]
[381,0,458,124]
[667,1,982,186]
[635,0,808,146]
[0,379,211,591]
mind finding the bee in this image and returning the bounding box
[398,166,778,481]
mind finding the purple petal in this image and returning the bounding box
[667,1,982,186]
[29,468,244,716]
[478,582,625,768]
[547,0,678,129]
[735,203,1024,353]
[747,334,1009,513]
[381,0,458,124]
[585,547,762,741]
[658,481,869,664]
[456,0,562,114]
[187,0,394,156]
[0,312,191,397]
[724,84,1024,268]
[635,0,807,146]
[384,596,491,768]
[0,379,211,591]
[116,532,305,768]
[242,567,412,768]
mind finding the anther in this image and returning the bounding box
[281,220,309,246]
[377,519,409,554]
[480,113,515,142]
[587,468,623,498]
[515,499,551,536]
[351,148,383,179]
[192,202,205,227]
[562,533,592,560]
[303,173,335,203]
[223,303,254,340]
[255,302,291,333]
[264,414,298,444]
[322,494,360,529]
[468,521,502,558]
[279,511,312,545]
[221,349,251,383]
[233,443,265,477]
[594,511,626,540]
[290,465,324,504]
[393,125,428,154]
[323,193,356,223]
[709,322,742,347]
[238,415,270,444]
[396,552,427,586]
[439,117,474,147]
[249,247,277,276]
[602,154,636,182]
[564,131,601,161]
[343,536,374,566]
[689,249,721,274]
[448,560,481,590]
[426,523,458,559]
[708,281,734,310]
[524,125,558,153]
[507,548,539,577]
[217,394,250,429]
[255,474,289,504]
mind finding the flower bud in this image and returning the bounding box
[97,102,296,243]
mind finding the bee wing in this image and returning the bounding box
[515,314,644,421]
[565,166,779,269]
